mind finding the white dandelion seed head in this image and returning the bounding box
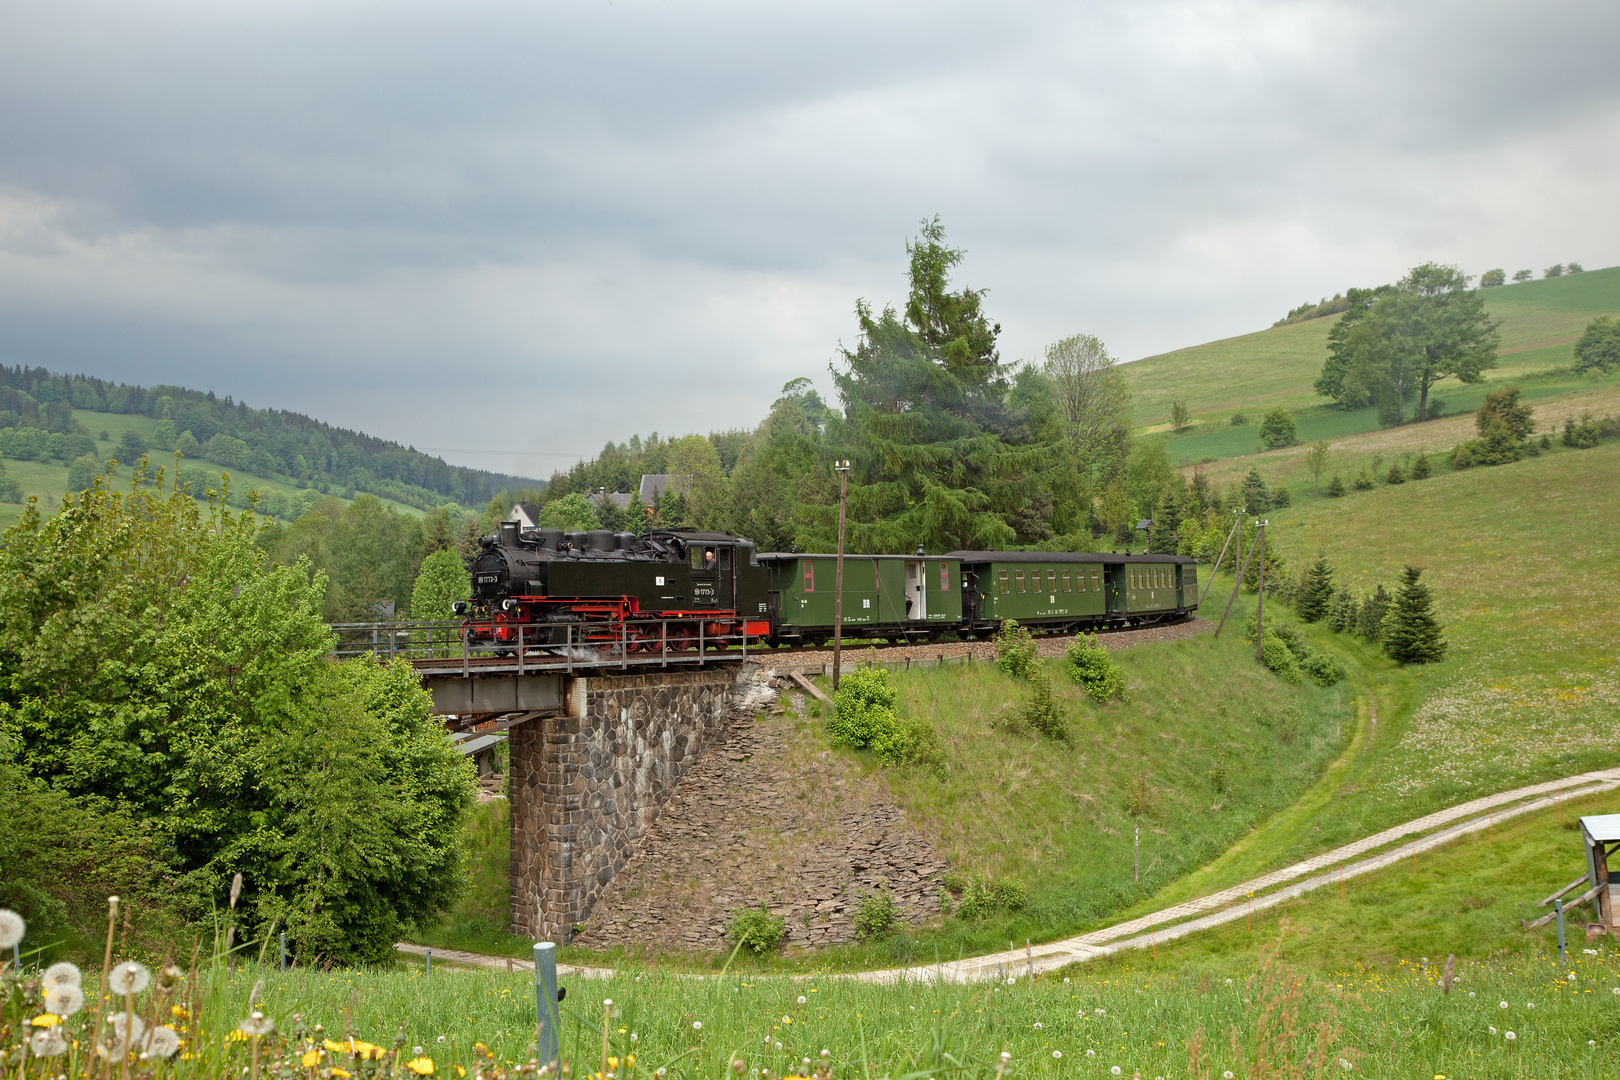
[143,1027,181,1059]
[1225,978,1233,985]
[45,985,84,1017]
[1111,1068,1122,1076]
[108,961,150,995]
[797,996,807,1005]
[1591,1039,1598,1047]
[1001,1052,1012,1063]
[1570,972,1578,981]
[1585,948,1599,955]
[1033,1023,1043,1030]
[1223,1072,1235,1079]
[603,999,613,1008]
[1488,1026,1497,1035]
[821,1050,830,1060]
[1498,1000,1508,1009]
[631,1034,638,1043]
[109,1014,146,1043]
[1526,1002,1535,1008]
[30,1028,68,1058]
[1613,987,1620,996]
[1468,991,1475,998]
[692,1022,702,1031]
[1505,1031,1516,1041]
[1087,1050,1096,1058]
[1052,1051,1062,1059]
[1063,977,1070,983]
[237,1012,274,1037]
[43,962,82,990]
[1094,1008,1105,1016]
[415,1046,425,1054]
[0,909,24,949]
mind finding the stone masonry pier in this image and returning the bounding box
[508,666,746,941]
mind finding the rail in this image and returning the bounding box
[328,617,753,674]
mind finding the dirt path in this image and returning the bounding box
[399,764,1620,982]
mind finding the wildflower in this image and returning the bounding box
[1051,1051,1062,1059]
[1505,1031,1516,1042]
[1000,1052,1011,1064]
[108,961,151,995]
[1569,972,1578,982]
[782,1016,791,1024]
[333,1071,352,1079]
[1111,1068,1121,1077]
[1224,979,1232,985]
[1488,1026,1496,1035]
[796,996,807,1006]
[821,1050,830,1060]
[30,1028,69,1058]
[1086,1050,1095,1057]
[1525,1002,1535,1008]
[1613,987,1620,996]
[0,908,24,948]
[438,1035,446,1043]
[1591,1040,1598,1047]
[1063,977,1070,983]
[144,1027,181,1059]
[693,1022,703,1031]
[603,999,613,1008]
[407,1056,436,1075]
[303,1050,322,1067]
[238,1011,275,1037]
[1033,1023,1043,1030]
[46,985,85,1016]
[43,961,82,990]
[416,1046,425,1055]
[1585,948,1598,955]
[1498,1000,1508,1009]
[1223,1073,1234,1079]
[1094,1008,1105,1016]
[1467,992,1475,998]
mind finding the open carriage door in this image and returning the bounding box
[904,559,926,619]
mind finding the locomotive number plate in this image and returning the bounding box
[476,574,498,584]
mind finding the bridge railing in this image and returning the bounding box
[328,617,755,673]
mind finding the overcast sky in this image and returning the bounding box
[2,1,1616,481]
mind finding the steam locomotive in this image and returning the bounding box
[457,522,1198,653]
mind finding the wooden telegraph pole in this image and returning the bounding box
[1199,509,1244,606]
[1214,517,1257,638]
[831,459,851,691]
[1254,519,1268,663]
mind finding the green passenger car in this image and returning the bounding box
[757,553,964,643]
[950,551,1199,631]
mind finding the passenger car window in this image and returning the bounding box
[803,561,815,592]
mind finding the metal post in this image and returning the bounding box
[534,942,560,1069]
[518,623,525,676]
[1254,520,1268,663]
[832,460,851,691]
[425,948,431,975]
[1200,510,1243,605]
[1556,899,1567,964]
[279,932,286,972]
[1134,825,1140,882]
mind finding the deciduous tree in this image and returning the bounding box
[1304,440,1330,495]
[1574,316,1620,374]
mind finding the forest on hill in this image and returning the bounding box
[0,365,538,511]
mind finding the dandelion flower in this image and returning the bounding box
[46,985,84,1017]
[796,996,807,1006]
[1612,987,1620,996]
[407,1056,436,1075]
[31,1014,60,1027]
[1094,1008,1105,1016]
[1224,979,1233,985]
[1052,1051,1062,1060]
[1000,1052,1011,1064]
[143,1027,181,1059]
[1585,948,1599,955]
[303,1050,322,1067]
[237,1012,275,1037]
[43,961,81,990]
[603,999,613,1008]
[1033,1022,1043,1030]
[0,909,24,948]
[1488,1026,1496,1035]
[1505,1031,1516,1042]
[1467,992,1475,998]
[1590,1040,1598,1047]
[1569,972,1578,982]
[1110,1068,1121,1077]
[1063,977,1070,983]
[1223,1073,1234,1079]
[1498,1001,1508,1009]
[30,1028,68,1058]
[1525,1002,1535,1009]
[693,1022,703,1031]
[108,961,150,995]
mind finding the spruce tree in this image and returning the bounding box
[1148,490,1180,553]
[1326,473,1346,497]
[1241,468,1270,513]
[1382,566,1447,663]
[1357,583,1390,641]
[1410,453,1431,480]
[1296,551,1334,623]
[1328,586,1358,632]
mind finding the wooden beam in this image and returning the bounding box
[1526,883,1604,929]
[791,671,833,705]
[1538,874,1591,907]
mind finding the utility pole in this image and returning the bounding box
[1214,519,1257,638]
[832,460,851,692]
[1255,520,1268,662]
[1199,509,1244,606]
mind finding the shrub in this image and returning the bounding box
[1258,407,1298,450]
[1411,453,1431,480]
[1385,462,1405,484]
[1230,412,1248,426]
[1450,442,1475,469]
[1563,413,1603,449]
[1013,665,1070,743]
[828,668,901,751]
[726,904,786,954]
[1260,636,1302,684]
[853,890,897,939]
[1326,473,1345,497]
[1066,634,1125,703]
[1539,432,1552,450]
[992,880,1027,911]
[1270,484,1292,507]
[896,717,949,776]
[1299,651,1346,686]
[994,619,1037,679]
[1352,470,1375,490]
[1357,583,1390,642]
[954,874,997,921]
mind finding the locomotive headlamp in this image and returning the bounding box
[501,598,518,612]
[451,600,468,615]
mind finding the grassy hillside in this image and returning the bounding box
[0,408,426,528]
[1126,265,1620,434]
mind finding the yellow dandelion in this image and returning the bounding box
[407,1056,436,1075]
[30,1014,60,1027]
[302,1049,322,1067]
